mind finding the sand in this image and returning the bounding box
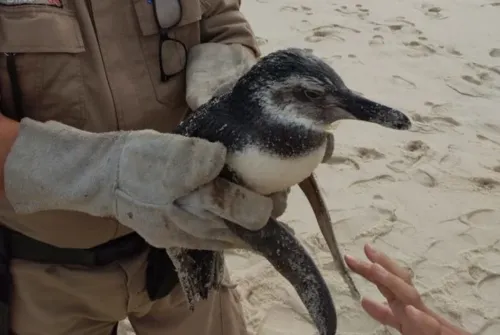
[120,0,500,334]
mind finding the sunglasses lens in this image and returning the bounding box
[160,39,186,77]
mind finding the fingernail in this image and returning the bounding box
[344,254,356,264]
[366,243,377,255]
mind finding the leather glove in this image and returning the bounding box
[268,188,290,219]
[4,118,274,250]
[185,42,258,111]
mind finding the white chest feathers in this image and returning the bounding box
[226,140,327,195]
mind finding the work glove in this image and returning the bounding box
[4,118,274,250]
[185,42,258,111]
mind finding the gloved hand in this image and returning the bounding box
[4,118,274,250]
[185,42,258,111]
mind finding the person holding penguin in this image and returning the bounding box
[0,0,473,334]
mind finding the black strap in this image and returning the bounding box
[9,230,180,299]
[0,227,11,335]
[0,227,179,334]
[9,230,148,267]
[146,247,178,300]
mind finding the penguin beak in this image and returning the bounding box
[324,91,411,130]
[339,91,412,130]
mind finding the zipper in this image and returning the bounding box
[84,0,121,130]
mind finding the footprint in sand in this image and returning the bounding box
[488,165,500,173]
[348,174,396,188]
[355,147,386,161]
[403,40,437,57]
[408,112,461,134]
[478,274,500,304]
[480,2,500,7]
[368,17,461,58]
[478,322,500,335]
[477,134,500,147]
[304,24,360,43]
[445,62,500,98]
[334,4,370,20]
[438,147,462,170]
[329,202,402,245]
[371,17,423,37]
[411,169,438,187]
[391,75,417,89]
[386,139,431,173]
[324,155,361,170]
[420,3,448,19]
[482,122,500,135]
[280,5,313,15]
[442,208,499,229]
[424,101,454,114]
[467,264,491,281]
[444,45,463,56]
[302,233,331,256]
[489,48,500,57]
[399,140,440,188]
[404,139,430,153]
[404,41,460,58]
[476,123,500,146]
[368,34,384,46]
[470,177,500,191]
[477,123,500,147]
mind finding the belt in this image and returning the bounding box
[0,226,179,335]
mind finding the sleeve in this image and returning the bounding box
[199,0,261,58]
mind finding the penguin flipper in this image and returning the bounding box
[299,174,360,300]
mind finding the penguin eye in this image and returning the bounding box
[292,88,324,102]
[303,89,322,100]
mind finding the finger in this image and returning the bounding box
[405,305,449,335]
[365,244,413,284]
[345,255,395,300]
[268,188,290,219]
[370,263,423,307]
[361,297,401,330]
[177,178,273,230]
[153,224,240,251]
[344,254,374,277]
[167,227,246,251]
[388,299,413,330]
[164,206,250,250]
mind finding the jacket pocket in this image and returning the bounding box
[0,5,87,128]
[132,0,202,107]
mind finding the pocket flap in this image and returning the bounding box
[0,6,85,53]
[133,0,202,36]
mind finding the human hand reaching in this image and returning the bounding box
[345,244,471,335]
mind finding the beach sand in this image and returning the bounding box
[120,0,500,333]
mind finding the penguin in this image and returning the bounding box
[169,48,412,335]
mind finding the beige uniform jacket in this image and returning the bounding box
[0,0,259,249]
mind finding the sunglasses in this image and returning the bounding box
[151,0,188,82]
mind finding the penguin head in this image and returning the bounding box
[231,48,411,132]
